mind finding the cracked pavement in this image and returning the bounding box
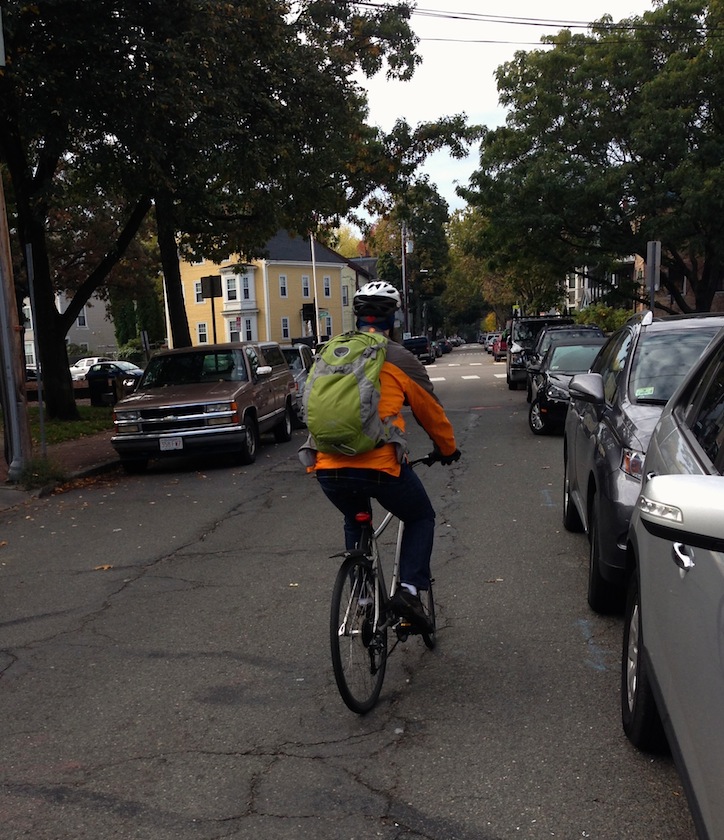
[0,401,696,839]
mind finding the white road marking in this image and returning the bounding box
[461,375,480,380]
[429,377,446,382]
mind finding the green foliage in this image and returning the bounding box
[1,0,449,418]
[19,457,69,491]
[574,304,632,333]
[464,0,724,314]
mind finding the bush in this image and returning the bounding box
[574,304,632,333]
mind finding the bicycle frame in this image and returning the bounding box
[329,454,438,713]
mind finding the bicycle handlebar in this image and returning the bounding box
[409,450,447,468]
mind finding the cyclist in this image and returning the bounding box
[306,281,460,631]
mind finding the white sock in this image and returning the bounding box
[401,583,417,596]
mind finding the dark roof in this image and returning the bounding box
[263,230,347,265]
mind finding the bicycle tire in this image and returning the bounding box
[419,582,437,650]
[330,556,387,713]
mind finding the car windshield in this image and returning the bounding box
[629,328,719,404]
[140,350,247,387]
[547,343,603,374]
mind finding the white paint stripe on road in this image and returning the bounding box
[461,375,480,380]
[429,377,446,382]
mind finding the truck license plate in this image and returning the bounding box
[160,437,183,451]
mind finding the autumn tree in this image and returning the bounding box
[462,0,724,315]
[0,0,424,419]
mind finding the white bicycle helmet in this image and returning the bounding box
[353,281,402,316]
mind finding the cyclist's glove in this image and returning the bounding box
[439,448,461,466]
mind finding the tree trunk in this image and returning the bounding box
[155,192,192,348]
[27,229,80,421]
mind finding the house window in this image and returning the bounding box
[324,316,332,338]
[198,323,208,343]
[195,282,203,303]
[323,276,331,298]
[302,275,310,298]
[77,307,87,328]
[342,285,349,306]
[281,317,290,340]
[242,276,251,300]
[244,318,253,341]
[280,275,288,298]
[226,277,238,301]
[229,318,241,342]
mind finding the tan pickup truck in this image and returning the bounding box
[111,342,296,472]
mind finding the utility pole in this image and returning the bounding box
[0,180,32,482]
[646,241,661,312]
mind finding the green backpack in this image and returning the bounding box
[302,330,396,456]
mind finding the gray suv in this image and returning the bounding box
[112,342,296,472]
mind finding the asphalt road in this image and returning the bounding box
[0,344,696,839]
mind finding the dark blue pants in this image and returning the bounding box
[316,463,436,591]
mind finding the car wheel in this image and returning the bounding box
[507,373,516,390]
[621,572,667,752]
[587,499,623,614]
[562,452,584,532]
[121,457,148,474]
[528,399,548,435]
[273,402,293,442]
[239,415,259,464]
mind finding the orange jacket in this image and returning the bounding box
[311,339,457,476]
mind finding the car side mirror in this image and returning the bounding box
[256,365,273,377]
[568,373,605,405]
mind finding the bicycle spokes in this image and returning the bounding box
[330,556,388,713]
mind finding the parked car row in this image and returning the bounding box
[503,311,724,840]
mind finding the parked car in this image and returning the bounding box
[492,333,508,361]
[279,343,315,427]
[86,360,144,406]
[111,342,296,472]
[526,324,605,402]
[506,315,573,390]
[69,356,113,381]
[527,336,606,435]
[402,335,435,365]
[563,311,724,613]
[622,327,724,840]
[485,333,500,354]
[430,340,443,358]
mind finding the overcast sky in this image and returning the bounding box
[358,1,655,218]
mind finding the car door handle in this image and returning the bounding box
[672,542,695,571]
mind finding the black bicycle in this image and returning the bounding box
[330,454,438,714]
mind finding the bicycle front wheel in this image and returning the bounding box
[330,556,387,714]
[419,582,436,650]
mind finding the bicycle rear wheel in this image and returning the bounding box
[419,582,436,650]
[330,556,387,713]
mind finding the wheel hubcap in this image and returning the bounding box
[626,601,640,712]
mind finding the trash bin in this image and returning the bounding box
[86,373,117,407]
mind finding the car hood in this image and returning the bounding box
[618,402,665,451]
[116,381,248,409]
[547,373,574,391]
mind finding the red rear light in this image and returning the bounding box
[355,512,372,524]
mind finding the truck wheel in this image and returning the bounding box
[274,403,293,442]
[239,415,259,464]
[121,458,148,474]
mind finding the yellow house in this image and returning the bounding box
[176,231,368,347]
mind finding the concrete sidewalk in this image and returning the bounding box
[0,429,119,510]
